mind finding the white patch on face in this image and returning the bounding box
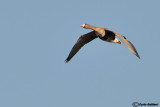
[82,24,86,28]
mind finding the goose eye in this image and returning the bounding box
[123,36,126,39]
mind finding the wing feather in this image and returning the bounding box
[114,31,140,59]
[65,31,97,62]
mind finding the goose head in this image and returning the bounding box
[80,24,90,29]
[80,24,86,28]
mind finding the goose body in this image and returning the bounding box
[65,24,140,62]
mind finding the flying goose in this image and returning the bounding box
[65,24,140,62]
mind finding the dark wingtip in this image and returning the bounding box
[136,54,141,59]
[65,59,69,63]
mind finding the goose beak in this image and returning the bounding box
[80,25,85,27]
[116,41,121,44]
[80,24,85,28]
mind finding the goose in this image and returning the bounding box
[65,24,140,62]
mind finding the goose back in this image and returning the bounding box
[99,30,115,42]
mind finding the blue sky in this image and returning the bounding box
[0,0,160,107]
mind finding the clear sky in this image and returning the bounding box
[0,0,160,107]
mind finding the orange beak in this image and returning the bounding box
[80,25,84,27]
[116,41,121,44]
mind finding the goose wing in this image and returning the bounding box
[114,31,140,59]
[65,31,97,62]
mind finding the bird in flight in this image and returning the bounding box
[65,24,140,62]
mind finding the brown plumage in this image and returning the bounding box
[65,31,97,62]
[65,24,140,62]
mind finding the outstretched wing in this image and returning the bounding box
[65,31,97,62]
[114,31,140,59]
